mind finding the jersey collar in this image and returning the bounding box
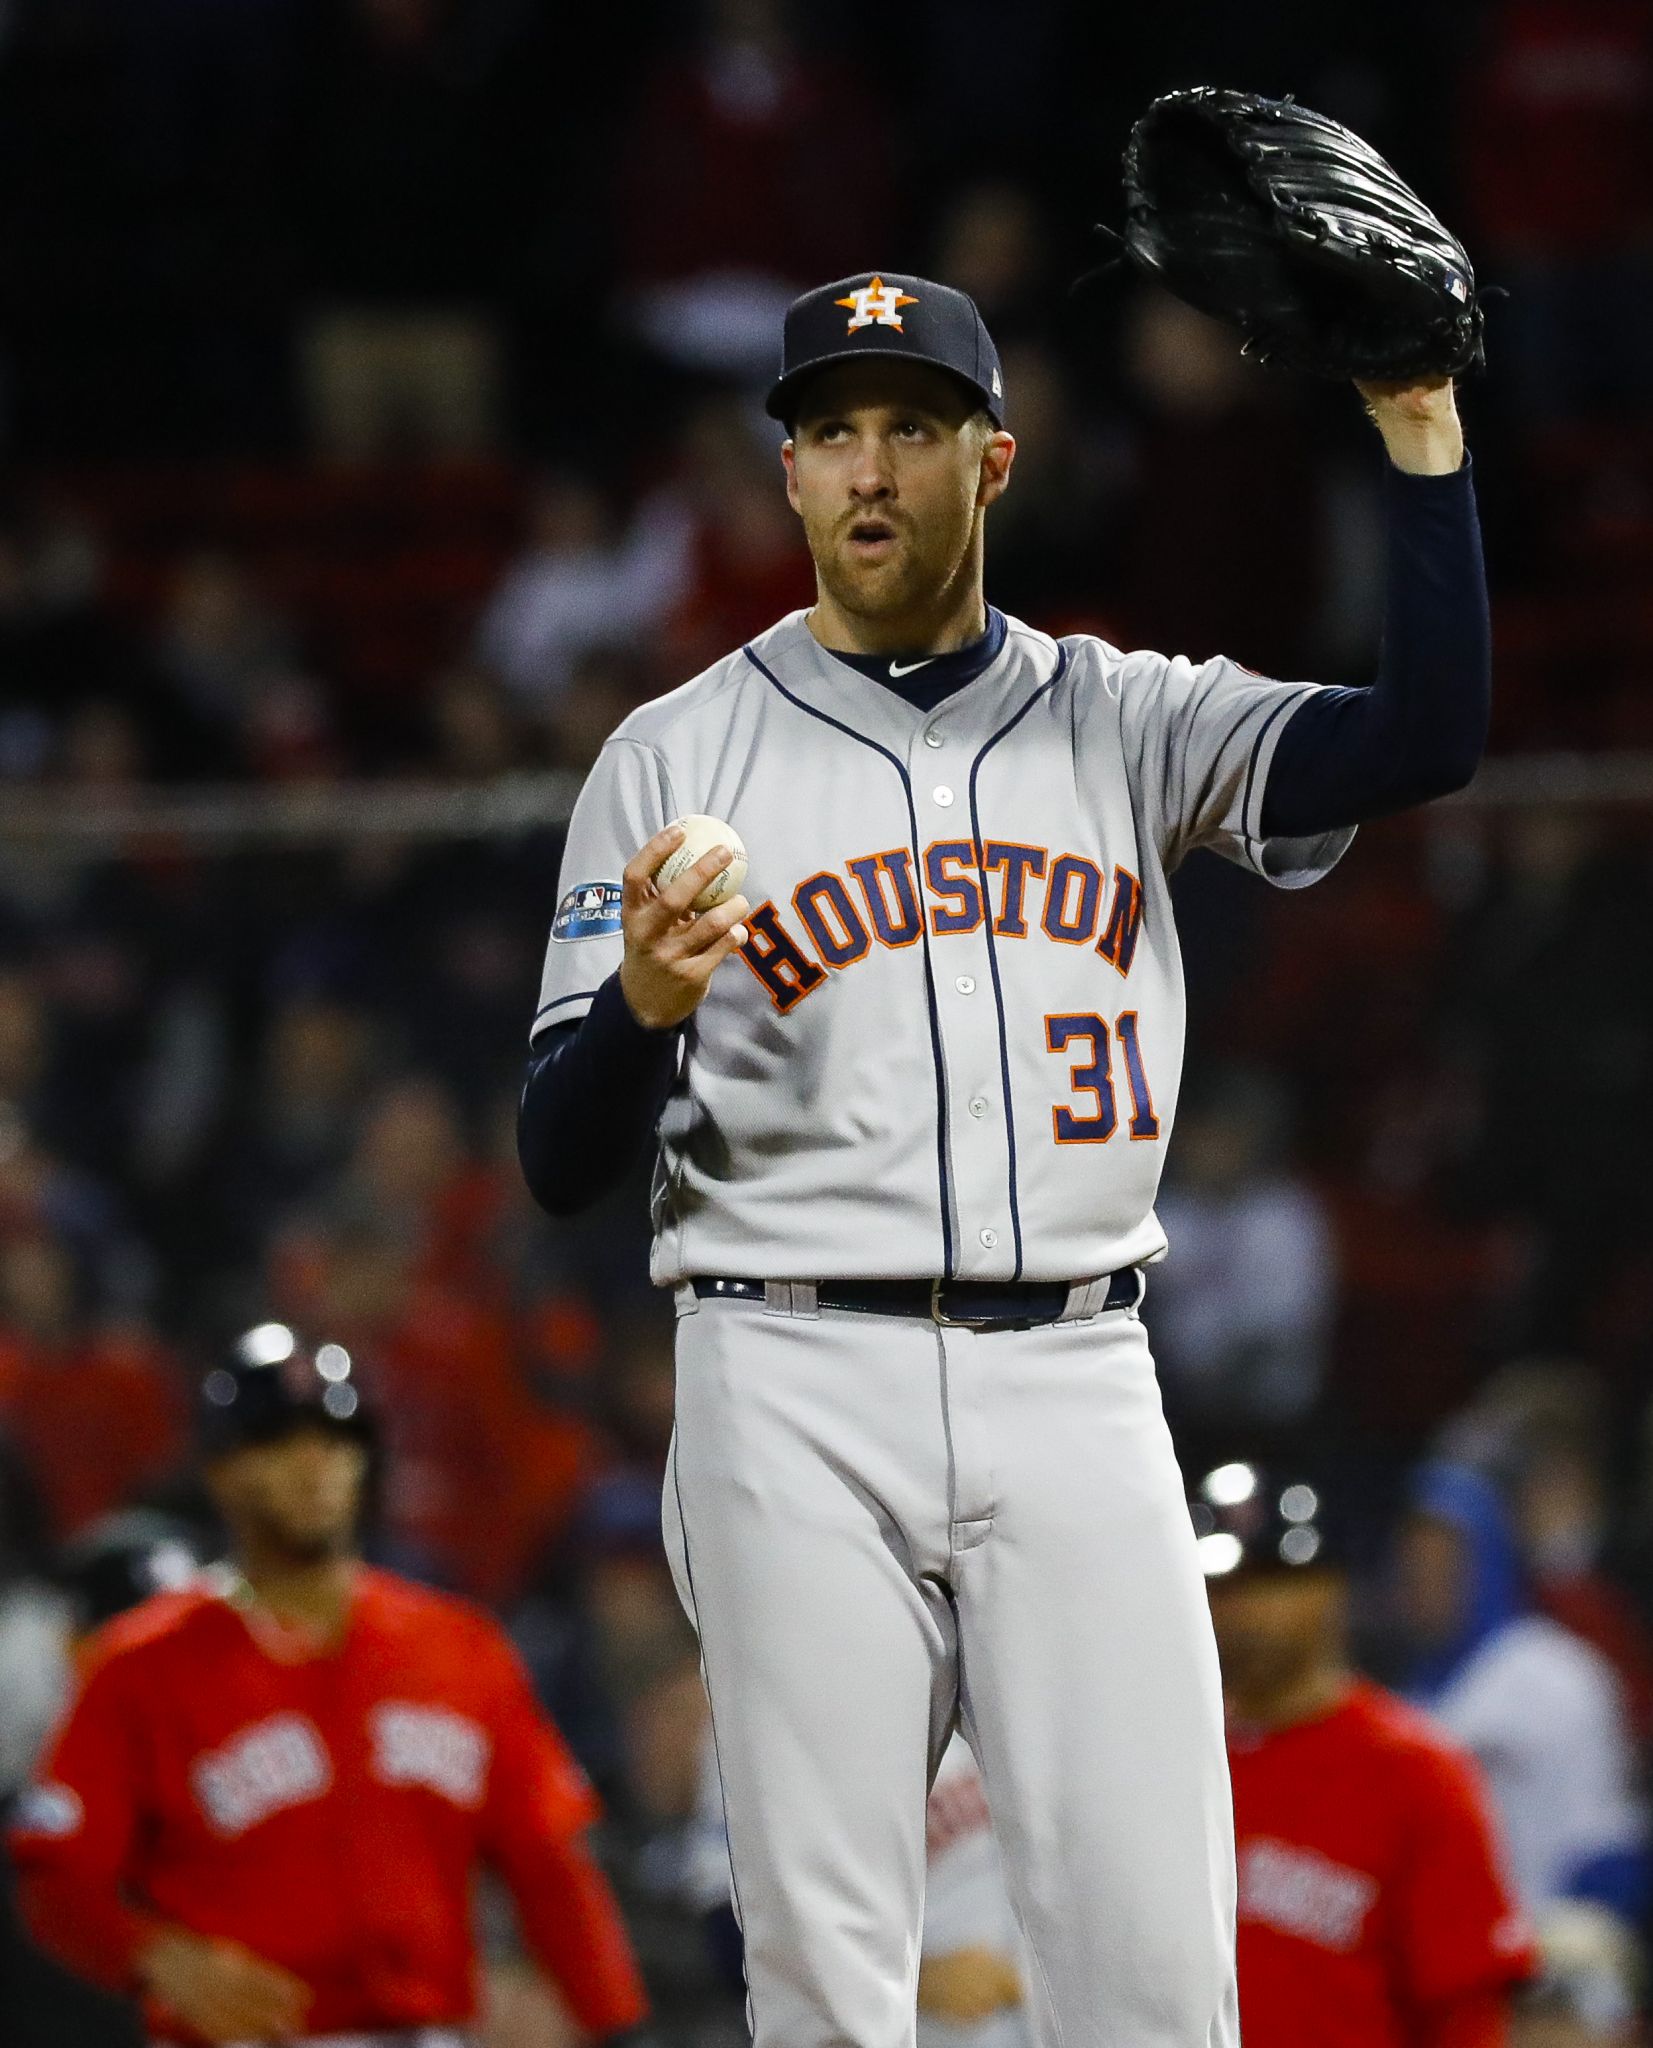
[745,608,1038,751]
[819,607,1010,711]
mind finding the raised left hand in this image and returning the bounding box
[1352,375,1464,476]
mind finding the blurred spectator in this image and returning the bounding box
[1103,288,1331,681]
[270,1203,593,1606]
[614,0,894,375]
[0,501,209,779]
[429,666,528,783]
[1397,1462,1649,1921]
[1461,0,1653,424]
[474,469,691,706]
[1150,1068,1337,1443]
[301,310,502,462]
[0,1103,154,1320]
[0,1232,183,1542]
[155,551,291,748]
[55,1508,208,1645]
[0,1428,66,1805]
[1443,810,1653,1347]
[205,997,377,1270]
[1439,1362,1653,1744]
[516,1311,698,1816]
[0,979,47,1122]
[930,182,1054,345]
[294,0,556,457]
[546,645,660,771]
[0,1432,130,2048]
[656,396,813,675]
[977,341,1113,629]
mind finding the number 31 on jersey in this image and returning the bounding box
[1045,1012,1161,1145]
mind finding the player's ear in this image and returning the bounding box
[781,438,802,516]
[977,430,1015,510]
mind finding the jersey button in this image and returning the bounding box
[979,1227,999,1249]
[923,728,944,749]
[955,975,976,995]
[969,1095,990,1118]
[932,785,954,807]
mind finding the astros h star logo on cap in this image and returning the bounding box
[835,277,919,334]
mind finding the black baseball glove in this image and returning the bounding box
[1114,86,1486,383]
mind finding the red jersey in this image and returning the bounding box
[1228,1680,1537,2048]
[8,1566,646,2044]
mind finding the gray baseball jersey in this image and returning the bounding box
[532,607,1351,1285]
[534,602,1355,2048]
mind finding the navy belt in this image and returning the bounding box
[691,1268,1142,1331]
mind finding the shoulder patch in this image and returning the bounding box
[552,881,624,941]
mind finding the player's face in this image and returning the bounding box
[1207,1568,1343,1702]
[782,361,1013,629]
[207,1423,368,1564]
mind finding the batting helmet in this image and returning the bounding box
[198,1322,374,1459]
[1188,1460,1338,1579]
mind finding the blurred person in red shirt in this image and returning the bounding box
[8,1323,647,2048]
[0,1229,183,1542]
[1192,1459,1537,2048]
[269,1210,595,1607]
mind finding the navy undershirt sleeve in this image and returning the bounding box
[1260,455,1489,838]
[517,973,681,1217]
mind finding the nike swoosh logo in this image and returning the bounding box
[889,658,935,678]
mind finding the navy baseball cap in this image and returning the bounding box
[766,271,1006,428]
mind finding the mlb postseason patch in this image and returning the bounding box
[552,880,624,941]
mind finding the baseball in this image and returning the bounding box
[656,814,748,914]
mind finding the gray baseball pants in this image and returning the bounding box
[663,1287,1238,2048]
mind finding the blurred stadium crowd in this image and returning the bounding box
[3,0,1653,2040]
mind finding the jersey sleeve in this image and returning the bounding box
[530,734,677,1041]
[1391,1741,1538,2007]
[7,1653,164,1989]
[1113,648,1356,888]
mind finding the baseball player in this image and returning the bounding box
[8,1325,648,2048]
[518,269,1489,2046]
[1194,1461,1537,2048]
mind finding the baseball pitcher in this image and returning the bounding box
[518,167,1489,2048]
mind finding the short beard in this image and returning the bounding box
[814,522,975,630]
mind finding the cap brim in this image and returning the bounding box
[766,351,1002,427]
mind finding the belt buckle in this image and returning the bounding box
[930,1279,996,1330]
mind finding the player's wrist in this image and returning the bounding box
[1377,422,1466,475]
[617,957,693,1032]
[1362,388,1465,476]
